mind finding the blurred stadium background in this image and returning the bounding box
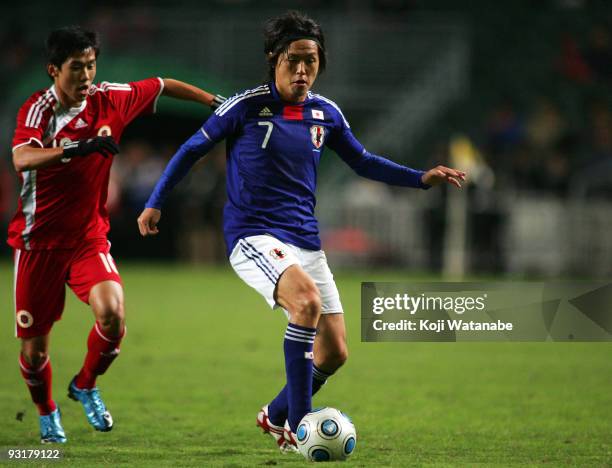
[1,0,612,276]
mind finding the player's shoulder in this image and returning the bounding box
[17,87,57,127]
[308,92,350,128]
[89,81,133,97]
[89,78,161,95]
[86,82,133,110]
[19,87,56,112]
[214,83,272,117]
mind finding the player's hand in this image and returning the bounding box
[63,136,120,159]
[137,208,161,236]
[421,165,466,188]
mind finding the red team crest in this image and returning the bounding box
[310,125,325,149]
[270,248,287,260]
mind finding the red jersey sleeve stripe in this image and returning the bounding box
[33,97,55,128]
[100,81,132,91]
[27,92,54,128]
[27,91,53,128]
[25,91,51,128]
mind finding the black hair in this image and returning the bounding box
[46,26,100,76]
[263,10,326,81]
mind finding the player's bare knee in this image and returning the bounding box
[293,290,322,322]
[96,301,125,335]
[21,349,48,368]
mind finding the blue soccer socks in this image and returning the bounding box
[283,323,316,432]
[268,364,333,426]
[312,365,333,394]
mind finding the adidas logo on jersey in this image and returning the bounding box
[259,107,273,117]
[74,118,88,129]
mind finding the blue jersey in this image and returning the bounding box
[146,81,429,256]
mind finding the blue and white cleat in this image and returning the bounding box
[68,377,113,432]
[40,408,67,443]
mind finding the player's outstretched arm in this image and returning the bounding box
[329,124,466,190]
[137,208,161,236]
[12,137,120,172]
[12,145,64,172]
[161,79,226,109]
[421,165,466,188]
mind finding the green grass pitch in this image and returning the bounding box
[0,263,611,466]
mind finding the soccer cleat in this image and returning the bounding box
[283,421,298,449]
[68,377,113,432]
[256,405,298,454]
[39,407,67,444]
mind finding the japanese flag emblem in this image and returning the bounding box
[312,109,324,120]
[310,125,326,149]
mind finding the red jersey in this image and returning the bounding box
[8,77,163,250]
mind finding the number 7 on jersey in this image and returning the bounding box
[258,121,274,149]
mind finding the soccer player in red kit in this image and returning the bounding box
[8,26,225,443]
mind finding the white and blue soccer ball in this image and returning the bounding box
[296,407,357,462]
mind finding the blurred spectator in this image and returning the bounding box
[88,4,157,53]
[507,142,536,190]
[526,97,566,150]
[558,24,612,85]
[543,135,574,194]
[558,34,592,84]
[176,144,227,264]
[524,97,572,194]
[0,23,32,99]
[114,140,167,214]
[583,24,612,84]
[0,24,31,72]
[107,140,177,260]
[484,98,525,167]
[585,100,612,168]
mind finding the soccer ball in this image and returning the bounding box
[296,407,357,462]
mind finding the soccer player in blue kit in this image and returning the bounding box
[138,10,465,453]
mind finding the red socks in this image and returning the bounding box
[74,322,124,389]
[19,322,124,415]
[19,354,56,416]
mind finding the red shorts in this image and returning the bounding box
[13,238,122,338]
